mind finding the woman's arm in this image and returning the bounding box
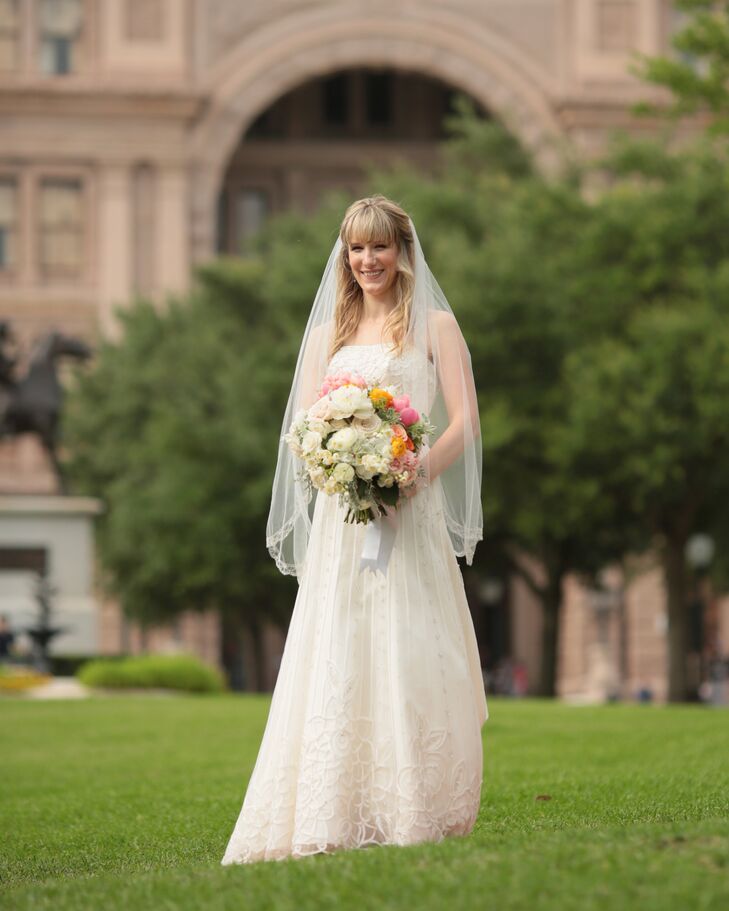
[295,324,329,413]
[421,311,480,484]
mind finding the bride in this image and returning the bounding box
[222,195,488,865]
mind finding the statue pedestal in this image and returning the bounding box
[0,495,103,660]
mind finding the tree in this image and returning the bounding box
[634,0,729,134]
[369,117,645,696]
[559,137,729,701]
[63,260,296,689]
[565,303,729,701]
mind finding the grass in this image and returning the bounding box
[1,695,728,911]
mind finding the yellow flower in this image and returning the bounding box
[391,436,406,457]
[369,387,393,408]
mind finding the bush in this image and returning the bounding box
[76,654,226,694]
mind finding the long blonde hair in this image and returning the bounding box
[331,195,415,360]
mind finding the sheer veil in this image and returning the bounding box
[266,215,483,580]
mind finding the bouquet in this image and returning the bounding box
[284,370,435,524]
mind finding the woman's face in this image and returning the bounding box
[347,239,399,297]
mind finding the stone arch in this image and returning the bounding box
[190,6,565,258]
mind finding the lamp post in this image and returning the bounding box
[685,533,715,702]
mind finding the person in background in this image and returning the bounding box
[0,614,16,660]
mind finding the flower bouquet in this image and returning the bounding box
[284,370,435,524]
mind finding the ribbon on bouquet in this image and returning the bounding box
[359,509,399,576]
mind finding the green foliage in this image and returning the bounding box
[62,97,729,697]
[76,654,225,693]
[634,0,729,133]
[63,266,298,633]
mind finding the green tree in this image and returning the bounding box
[64,261,294,689]
[634,0,729,133]
[370,122,645,696]
[564,303,729,701]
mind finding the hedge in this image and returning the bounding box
[76,654,225,694]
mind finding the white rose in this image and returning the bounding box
[332,462,355,484]
[327,426,360,452]
[308,398,333,421]
[323,478,339,495]
[320,450,335,466]
[352,413,382,433]
[359,453,387,477]
[328,386,374,420]
[301,430,323,455]
[308,417,332,436]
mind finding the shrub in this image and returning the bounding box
[76,654,225,694]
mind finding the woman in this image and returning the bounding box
[222,195,488,865]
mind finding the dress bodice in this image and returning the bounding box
[326,343,436,402]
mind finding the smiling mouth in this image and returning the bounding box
[361,270,384,278]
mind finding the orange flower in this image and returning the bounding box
[405,437,415,451]
[369,387,393,408]
[391,436,406,457]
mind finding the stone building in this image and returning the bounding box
[1,0,725,699]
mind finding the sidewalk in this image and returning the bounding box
[25,676,90,699]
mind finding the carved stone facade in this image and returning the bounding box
[2,0,724,699]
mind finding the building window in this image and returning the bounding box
[597,0,636,53]
[39,0,83,76]
[0,178,18,272]
[234,188,268,253]
[365,72,392,126]
[126,0,164,43]
[39,178,84,278]
[0,0,20,72]
[323,73,349,126]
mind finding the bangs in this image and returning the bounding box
[343,205,397,247]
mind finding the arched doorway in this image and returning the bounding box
[216,67,487,255]
[190,6,563,260]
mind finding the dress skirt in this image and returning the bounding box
[221,477,488,865]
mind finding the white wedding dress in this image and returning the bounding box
[222,343,488,865]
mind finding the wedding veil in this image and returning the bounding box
[266,208,483,580]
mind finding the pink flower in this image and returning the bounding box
[392,424,408,441]
[318,370,367,398]
[399,406,420,426]
[402,451,417,468]
[392,394,410,412]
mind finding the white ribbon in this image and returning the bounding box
[359,509,399,575]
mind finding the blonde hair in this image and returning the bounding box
[331,195,415,359]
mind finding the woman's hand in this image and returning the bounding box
[404,444,432,498]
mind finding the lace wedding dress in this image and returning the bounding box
[221,343,488,865]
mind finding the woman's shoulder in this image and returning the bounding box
[428,310,459,334]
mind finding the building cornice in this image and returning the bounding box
[0,83,204,119]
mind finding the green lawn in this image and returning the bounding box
[1,695,728,911]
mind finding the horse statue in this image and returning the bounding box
[0,321,92,492]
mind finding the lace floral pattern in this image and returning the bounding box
[327,342,435,397]
[222,656,482,865]
[223,344,488,866]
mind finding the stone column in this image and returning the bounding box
[98,164,133,340]
[157,164,190,295]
